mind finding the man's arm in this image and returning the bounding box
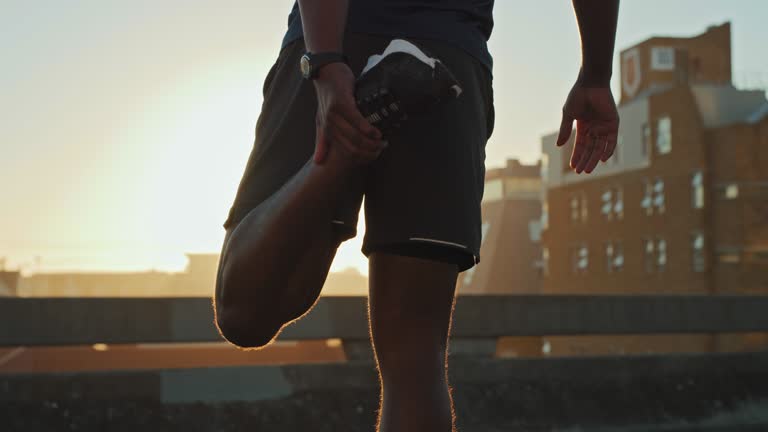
[297,0,384,166]
[572,0,620,87]
[297,0,348,53]
[556,0,620,175]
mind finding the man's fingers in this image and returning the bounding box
[575,128,605,174]
[588,119,619,163]
[328,111,383,153]
[335,102,382,140]
[557,112,574,147]
[583,136,607,174]
[602,135,618,162]
[570,120,588,169]
[315,100,386,165]
[574,135,596,173]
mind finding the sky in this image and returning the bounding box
[2,0,767,276]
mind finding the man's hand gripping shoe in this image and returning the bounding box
[355,39,463,139]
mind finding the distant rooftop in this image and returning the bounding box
[486,158,541,180]
[691,84,768,127]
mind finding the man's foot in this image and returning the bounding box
[356,38,463,139]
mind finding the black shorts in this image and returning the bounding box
[222,33,494,273]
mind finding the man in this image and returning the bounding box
[216,1,619,430]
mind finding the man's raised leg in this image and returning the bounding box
[214,220,342,348]
[213,143,367,349]
[368,250,460,432]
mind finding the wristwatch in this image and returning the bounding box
[300,52,349,80]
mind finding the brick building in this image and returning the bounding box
[0,271,20,297]
[458,158,543,295]
[539,22,768,355]
[455,159,544,358]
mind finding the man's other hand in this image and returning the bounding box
[556,82,619,174]
[313,62,385,165]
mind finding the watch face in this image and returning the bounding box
[300,54,311,78]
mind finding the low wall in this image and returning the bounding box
[3,351,767,431]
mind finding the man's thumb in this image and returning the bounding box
[557,113,574,147]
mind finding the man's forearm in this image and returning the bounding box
[297,0,349,53]
[572,0,619,86]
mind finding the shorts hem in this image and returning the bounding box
[363,237,479,273]
[331,220,358,242]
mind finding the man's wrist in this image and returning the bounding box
[577,66,612,87]
[302,52,348,80]
[315,62,350,82]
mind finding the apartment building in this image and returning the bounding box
[539,22,768,355]
[455,158,543,358]
[458,158,543,295]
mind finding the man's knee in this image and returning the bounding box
[214,252,281,349]
[213,230,282,348]
[214,304,282,349]
[368,249,458,316]
[369,248,458,300]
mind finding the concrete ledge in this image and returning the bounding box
[2,351,767,430]
[3,295,768,346]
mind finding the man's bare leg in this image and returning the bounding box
[368,251,459,432]
[214,224,341,346]
[214,142,367,348]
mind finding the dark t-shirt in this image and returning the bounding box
[280,0,495,74]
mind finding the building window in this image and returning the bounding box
[641,178,665,216]
[644,238,668,272]
[542,200,549,230]
[504,178,541,199]
[602,186,624,221]
[614,242,624,272]
[542,247,550,277]
[572,244,589,274]
[571,196,579,223]
[641,179,653,215]
[483,178,503,203]
[644,238,655,273]
[570,192,588,224]
[651,46,676,70]
[718,251,741,264]
[656,116,672,155]
[725,184,739,199]
[541,153,549,183]
[653,178,665,214]
[578,244,589,273]
[657,238,667,272]
[602,190,613,220]
[605,241,624,273]
[642,123,651,157]
[692,171,705,209]
[692,233,705,272]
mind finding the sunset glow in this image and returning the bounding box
[1,0,766,277]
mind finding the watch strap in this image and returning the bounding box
[304,52,349,79]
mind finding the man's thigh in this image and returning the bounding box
[358,36,494,274]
